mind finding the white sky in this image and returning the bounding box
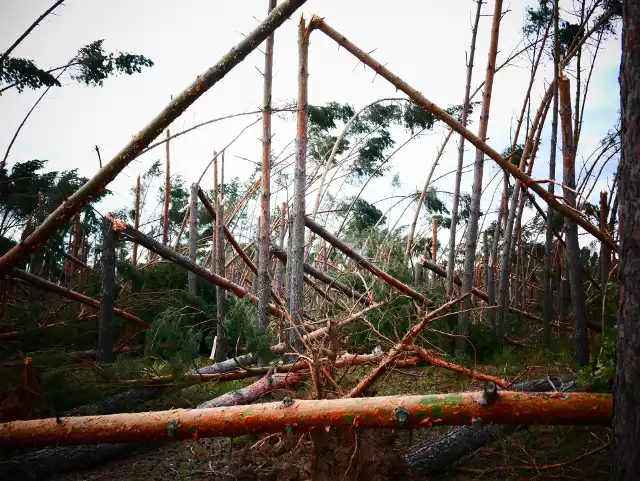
[0,0,621,253]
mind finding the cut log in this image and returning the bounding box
[0,391,611,448]
[404,375,582,477]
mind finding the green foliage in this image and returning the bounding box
[1,39,153,93]
[578,328,616,393]
[0,57,61,92]
[340,198,386,235]
[224,299,274,363]
[145,308,201,364]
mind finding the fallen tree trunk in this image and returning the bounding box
[9,268,149,328]
[115,219,282,316]
[404,375,583,477]
[0,391,611,448]
[0,0,310,275]
[304,216,428,303]
[0,371,305,479]
[271,244,371,305]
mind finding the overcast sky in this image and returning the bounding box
[1,0,621,252]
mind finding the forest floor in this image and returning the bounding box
[53,352,613,481]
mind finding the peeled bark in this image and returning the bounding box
[558,75,589,367]
[405,374,582,477]
[614,3,640,477]
[458,0,503,352]
[0,371,303,480]
[0,391,611,448]
[98,218,117,362]
[447,0,482,297]
[0,0,310,275]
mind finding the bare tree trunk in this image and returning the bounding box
[274,203,287,294]
[457,0,503,353]
[432,218,438,285]
[599,191,612,327]
[544,0,560,349]
[614,1,640,474]
[258,0,277,332]
[214,154,227,362]
[132,175,141,266]
[446,0,482,297]
[483,230,489,298]
[98,218,117,362]
[162,129,171,246]
[188,183,198,295]
[558,75,589,367]
[286,18,309,356]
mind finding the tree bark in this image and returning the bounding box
[132,175,141,266]
[0,372,303,480]
[458,0,503,352]
[614,2,640,477]
[287,17,309,355]
[544,0,560,349]
[447,0,482,297]
[0,391,611,448]
[274,202,287,294]
[214,155,227,362]
[188,183,198,295]
[558,75,589,367]
[117,220,281,315]
[162,129,171,246]
[98,218,117,362]
[258,0,277,333]
[405,374,582,477]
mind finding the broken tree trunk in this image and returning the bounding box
[404,374,583,477]
[306,18,615,252]
[116,220,281,315]
[9,268,148,328]
[0,391,611,448]
[559,74,589,367]
[132,174,141,266]
[305,216,427,304]
[98,218,117,362]
[270,244,370,304]
[214,154,227,362]
[0,0,310,275]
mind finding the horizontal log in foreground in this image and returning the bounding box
[0,391,611,448]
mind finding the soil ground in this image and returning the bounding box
[52,357,613,481]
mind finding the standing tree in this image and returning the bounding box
[614,0,640,477]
